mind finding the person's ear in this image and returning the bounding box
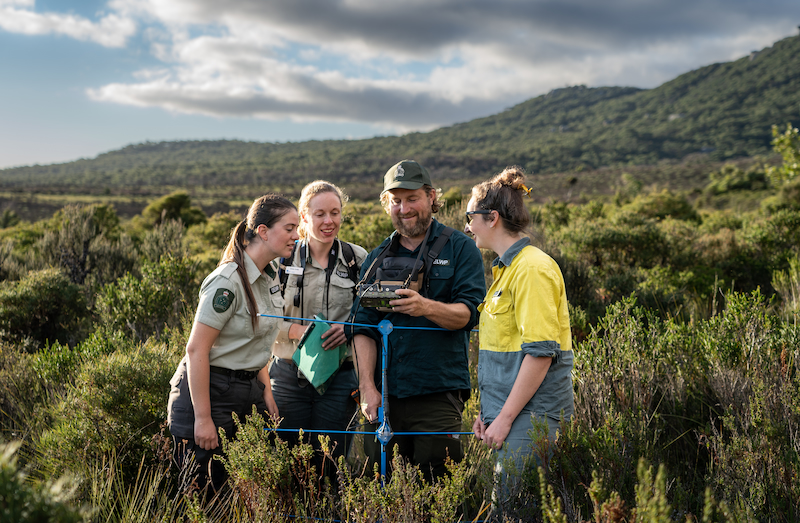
[257,223,269,242]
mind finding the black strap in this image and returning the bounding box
[357,225,454,297]
[339,240,360,285]
[278,242,299,297]
[357,232,402,289]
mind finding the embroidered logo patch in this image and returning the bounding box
[493,289,503,298]
[269,284,281,295]
[395,164,405,178]
[432,258,450,266]
[213,288,234,313]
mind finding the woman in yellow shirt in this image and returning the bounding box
[464,167,574,493]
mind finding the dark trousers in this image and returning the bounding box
[167,361,269,495]
[269,358,359,475]
[363,390,465,483]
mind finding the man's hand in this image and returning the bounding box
[390,289,471,330]
[320,323,347,349]
[359,386,382,424]
[391,288,429,317]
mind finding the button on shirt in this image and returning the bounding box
[477,237,574,425]
[194,252,284,371]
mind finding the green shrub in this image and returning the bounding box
[139,219,187,264]
[185,210,241,275]
[0,442,82,523]
[339,203,395,251]
[0,268,88,350]
[36,336,182,482]
[97,254,198,341]
[765,123,800,187]
[139,191,207,229]
[35,204,123,285]
[705,164,768,195]
[0,343,51,437]
[619,189,701,223]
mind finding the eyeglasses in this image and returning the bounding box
[465,209,494,224]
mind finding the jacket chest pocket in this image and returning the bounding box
[481,296,515,351]
[426,264,453,295]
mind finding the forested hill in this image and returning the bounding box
[3,34,799,188]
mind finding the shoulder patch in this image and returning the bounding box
[213,288,235,313]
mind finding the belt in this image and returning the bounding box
[209,366,259,380]
[275,358,355,371]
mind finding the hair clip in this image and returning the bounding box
[519,183,533,198]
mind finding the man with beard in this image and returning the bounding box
[348,159,485,481]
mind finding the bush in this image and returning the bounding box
[0,442,82,523]
[619,189,700,223]
[96,254,198,341]
[339,203,395,252]
[0,343,51,437]
[705,164,768,195]
[0,268,88,350]
[35,204,124,285]
[36,335,182,481]
[139,219,188,264]
[139,191,207,229]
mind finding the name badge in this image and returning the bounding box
[270,285,281,294]
[335,269,349,278]
[286,266,303,275]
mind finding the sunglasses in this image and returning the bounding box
[465,209,494,224]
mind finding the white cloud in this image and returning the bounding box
[8,0,800,130]
[0,3,136,47]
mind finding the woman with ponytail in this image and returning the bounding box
[464,167,574,504]
[167,194,299,496]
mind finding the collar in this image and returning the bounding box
[243,250,270,283]
[299,239,347,268]
[492,237,531,268]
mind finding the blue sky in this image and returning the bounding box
[1,0,799,169]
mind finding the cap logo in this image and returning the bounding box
[395,165,405,179]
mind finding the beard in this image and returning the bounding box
[392,206,433,239]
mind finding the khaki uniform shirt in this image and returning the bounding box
[273,239,367,360]
[195,251,284,371]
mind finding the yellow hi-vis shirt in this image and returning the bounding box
[477,238,574,425]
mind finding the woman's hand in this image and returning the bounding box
[194,416,219,450]
[482,416,512,450]
[472,414,486,440]
[320,323,347,349]
[259,366,280,423]
[264,391,280,423]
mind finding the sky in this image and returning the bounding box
[1,1,799,169]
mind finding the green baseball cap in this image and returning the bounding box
[381,160,432,196]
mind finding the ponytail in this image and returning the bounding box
[220,194,297,330]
